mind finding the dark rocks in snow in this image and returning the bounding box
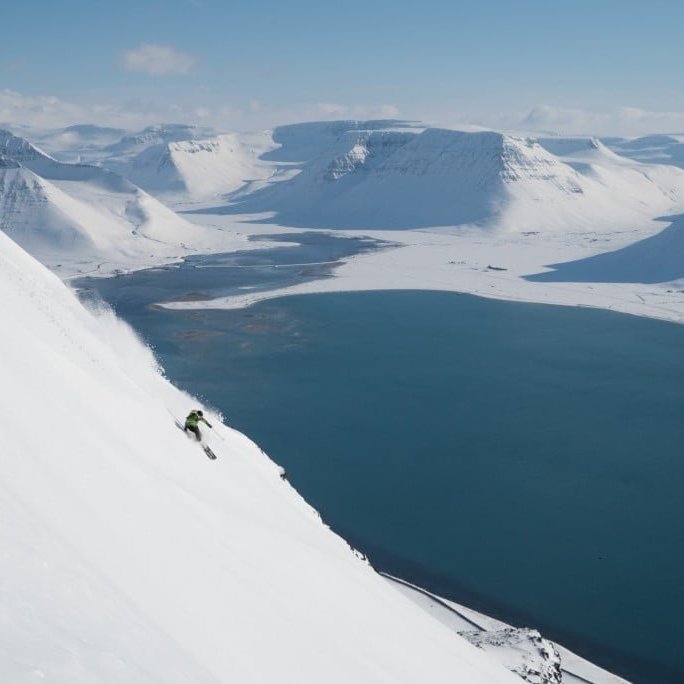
[459,627,562,684]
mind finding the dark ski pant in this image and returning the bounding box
[185,424,202,441]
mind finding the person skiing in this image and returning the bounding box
[184,409,212,442]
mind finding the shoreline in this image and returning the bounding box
[155,222,684,326]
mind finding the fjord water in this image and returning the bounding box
[78,247,684,683]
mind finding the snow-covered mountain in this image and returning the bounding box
[28,123,217,164]
[218,123,684,231]
[0,220,524,683]
[104,131,277,202]
[602,134,684,168]
[0,129,227,275]
[29,119,684,235]
[102,123,217,157]
[35,124,128,162]
[97,122,422,204]
[24,124,276,203]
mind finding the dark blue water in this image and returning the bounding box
[76,243,684,684]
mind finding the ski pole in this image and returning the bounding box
[210,424,226,442]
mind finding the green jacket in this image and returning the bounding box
[185,410,211,429]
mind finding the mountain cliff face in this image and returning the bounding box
[223,123,684,231]
[101,123,216,157]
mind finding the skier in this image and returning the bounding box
[184,409,212,442]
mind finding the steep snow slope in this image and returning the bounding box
[0,130,228,275]
[0,231,519,683]
[0,160,130,258]
[222,124,684,231]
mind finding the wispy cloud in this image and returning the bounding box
[521,105,684,137]
[11,84,684,140]
[0,90,87,128]
[314,103,400,120]
[121,43,197,76]
[0,89,402,132]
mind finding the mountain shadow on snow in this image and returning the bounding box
[525,214,684,284]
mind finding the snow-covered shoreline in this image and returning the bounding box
[9,119,684,325]
[158,216,684,326]
[383,574,628,684]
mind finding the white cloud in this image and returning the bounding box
[121,43,197,76]
[315,102,400,120]
[0,90,88,129]
[0,89,194,130]
[0,89,402,133]
[521,105,684,137]
[6,84,684,140]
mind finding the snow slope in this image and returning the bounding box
[0,129,234,275]
[220,123,684,232]
[0,230,520,683]
[105,132,278,202]
[603,134,684,168]
[385,575,627,684]
[525,213,684,283]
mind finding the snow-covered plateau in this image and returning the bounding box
[4,117,677,682]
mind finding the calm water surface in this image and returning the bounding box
[77,239,684,684]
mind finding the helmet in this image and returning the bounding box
[197,410,204,416]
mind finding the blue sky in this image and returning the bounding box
[2,0,684,134]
